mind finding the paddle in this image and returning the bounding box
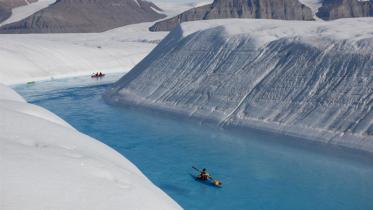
[192,166,222,186]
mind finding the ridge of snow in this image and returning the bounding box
[189,0,213,8]
[151,5,165,14]
[178,18,373,48]
[0,84,181,210]
[0,0,57,26]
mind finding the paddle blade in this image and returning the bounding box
[212,180,222,187]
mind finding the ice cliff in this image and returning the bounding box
[106,18,373,153]
[0,84,181,210]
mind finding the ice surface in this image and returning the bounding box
[107,18,373,153]
[0,1,214,85]
[0,22,168,85]
[0,84,181,210]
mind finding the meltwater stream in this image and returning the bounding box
[15,75,373,210]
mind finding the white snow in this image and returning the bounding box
[298,0,322,19]
[0,1,219,85]
[152,0,213,17]
[0,22,168,85]
[0,0,56,26]
[0,83,25,102]
[0,84,181,210]
[107,18,373,154]
[188,0,213,8]
[177,18,373,48]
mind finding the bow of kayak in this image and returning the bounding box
[190,174,223,188]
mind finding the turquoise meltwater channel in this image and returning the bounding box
[15,74,373,210]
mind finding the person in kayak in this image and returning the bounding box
[198,168,211,180]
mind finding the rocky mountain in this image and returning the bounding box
[0,0,166,33]
[0,0,38,23]
[0,0,37,8]
[106,19,373,153]
[0,2,11,22]
[149,0,314,31]
[316,0,373,20]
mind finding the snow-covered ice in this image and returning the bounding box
[152,0,214,18]
[0,0,216,85]
[0,83,181,210]
[0,22,168,85]
[106,18,373,154]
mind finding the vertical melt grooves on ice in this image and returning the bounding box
[107,22,373,152]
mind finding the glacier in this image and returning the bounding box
[106,18,373,153]
[0,22,168,85]
[0,83,181,210]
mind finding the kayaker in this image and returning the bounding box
[198,168,210,180]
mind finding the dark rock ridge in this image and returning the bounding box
[0,0,166,33]
[149,0,314,31]
[316,0,373,20]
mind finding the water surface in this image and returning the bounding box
[15,75,373,210]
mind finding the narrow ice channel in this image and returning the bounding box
[14,75,373,210]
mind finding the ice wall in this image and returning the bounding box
[106,19,373,153]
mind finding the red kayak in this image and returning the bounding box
[91,74,105,78]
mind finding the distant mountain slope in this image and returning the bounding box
[149,0,314,31]
[0,0,57,27]
[316,0,373,20]
[106,19,373,153]
[0,0,166,33]
[0,3,11,22]
[0,0,37,9]
[0,0,37,23]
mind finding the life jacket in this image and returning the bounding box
[200,171,209,180]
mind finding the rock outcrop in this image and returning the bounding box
[0,0,166,33]
[149,0,314,31]
[107,19,373,153]
[316,0,373,20]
